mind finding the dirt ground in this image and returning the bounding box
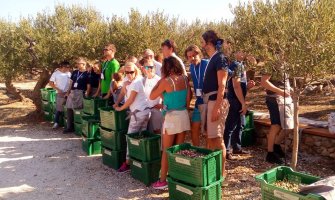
[0,81,334,200]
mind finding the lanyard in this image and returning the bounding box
[203,51,218,82]
[75,71,84,83]
[102,60,110,73]
[193,62,202,88]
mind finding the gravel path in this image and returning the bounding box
[0,124,168,200]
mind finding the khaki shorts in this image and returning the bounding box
[206,99,229,139]
[163,110,190,135]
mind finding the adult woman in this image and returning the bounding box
[150,56,191,189]
[64,57,90,133]
[114,62,150,172]
[184,45,208,146]
[86,61,101,97]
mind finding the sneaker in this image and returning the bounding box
[52,123,59,129]
[274,144,285,158]
[118,162,130,173]
[152,180,168,190]
[266,152,283,164]
[232,149,250,155]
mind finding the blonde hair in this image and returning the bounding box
[124,62,141,78]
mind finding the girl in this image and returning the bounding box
[103,72,124,106]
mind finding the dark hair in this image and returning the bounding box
[161,39,177,52]
[113,72,123,82]
[184,45,202,59]
[202,30,223,52]
[161,56,184,77]
[60,61,70,67]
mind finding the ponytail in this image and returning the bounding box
[216,39,224,52]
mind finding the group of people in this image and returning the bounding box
[48,29,293,189]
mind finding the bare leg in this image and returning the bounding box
[160,132,176,181]
[191,122,201,146]
[267,125,281,152]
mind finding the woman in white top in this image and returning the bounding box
[142,58,163,134]
[114,62,150,172]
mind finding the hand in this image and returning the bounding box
[153,104,163,109]
[247,80,255,89]
[85,92,89,97]
[279,90,290,97]
[112,103,118,108]
[115,106,122,111]
[211,105,220,122]
[240,103,247,115]
[56,88,62,93]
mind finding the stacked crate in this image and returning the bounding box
[40,88,56,122]
[81,97,108,155]
[127,131,161,186]
[166,143,223,200]
[242,110,256,147]
[99,107,129,170]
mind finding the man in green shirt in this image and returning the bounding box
[101,44,120,104]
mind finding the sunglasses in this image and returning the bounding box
[125,71,135,74]
[103,49,112,51]
[145,66,154,70]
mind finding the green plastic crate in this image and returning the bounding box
[129,157,161,186]
[167,143,222,187]
[83,97,108,116]
[40,88,56,102]
[241,128,255,147]
[41,100,55,112]
[74,109,83,123]
[74,122,82,136]
[102,147,126,170]
[255,166,323,200]
[99,107,129,131]
[43,110,53,122]
[167,177,222,200]
[82,137,101,155]
[127,131,161,162]
[82,116,100,139]
[64,117,67,129]
[100,127,127,151]
[244,110,254,129]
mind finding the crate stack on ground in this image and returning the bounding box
[241,110,256,147]
[40,88,56,122]
[99,107,129,170]
[166,143,223,200]
[127,131,161,186]
[256,166,323,200]
[81,97,108,156]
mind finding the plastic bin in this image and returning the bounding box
[244,110,254,129]
[127,131,161,162]
[129,157,161,186]
[83,97,108,116]
[81,136,101,155]
[255,166,323,200]
[167,177,222,200]
[40,88,56,102]
[99,107,129,130]
[74,122,82,136]
[241,128,256,147]
[43,110,53,122]
[102,147,126,170]
[166,143,222,187]
[74,109,83,123]
[81,116,100,139]
[41,100,55,112]
[100,127,127,151]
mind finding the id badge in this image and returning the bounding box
[101,73,105,80]
[74,82,78,88]
[196,89,202,97]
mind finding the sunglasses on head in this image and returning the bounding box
[125,71,135,74]
[145,66,154,70]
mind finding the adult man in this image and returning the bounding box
[101,44,120,104]
[49,61,71,129]
[201,30,229,178]
[143,49,162,77]
[161,39,187,76]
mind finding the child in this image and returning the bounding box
[103,72,124,106]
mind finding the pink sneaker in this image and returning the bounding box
[118,162,130,173]
[152,180,168,190]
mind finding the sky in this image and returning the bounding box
[0,0,253,23]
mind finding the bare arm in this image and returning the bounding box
[212,70,228,121]
[232,77,247,114]
[49,81,61,93]
[150,79,166,100]
[93,80,101,97]
[116,91,137,111]
[113,84,126,107]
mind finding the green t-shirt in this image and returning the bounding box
[101,59,120,94]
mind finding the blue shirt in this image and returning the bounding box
[190,59,208,107]
[227,61,247,101]
[203,52,229,101]
[70,70,89,91]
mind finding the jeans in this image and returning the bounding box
[66,108,74,131]
[224,99,243,152]
[54,111,63,124]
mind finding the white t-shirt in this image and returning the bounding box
[143,75,162,108]
[49,70,71,93]
[125,77,149,112]
[153,60,162,77]
[172,53,187,75]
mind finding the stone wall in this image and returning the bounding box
[254,123,335,159]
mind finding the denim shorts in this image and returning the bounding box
[265,96,281,125]
[192,107,201,122]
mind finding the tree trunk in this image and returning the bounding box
[5,77,24,101]
[291,78,300,170]
[30,69,51,112]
